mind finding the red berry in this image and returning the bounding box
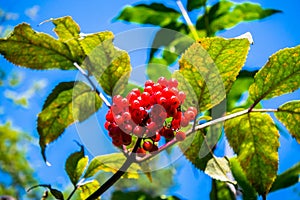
[115,115,124,125]
[176,131,186,141]
[168,78,178,88]
[158,77,168,87]
[143,141,153,151]
[121,133,132,145]
[112,135,123,146]
[133,126,145,137]
[147,121,157,134]
[145,80,154,87]
[104,121,110,130]
[180,116,189,127]
[106,109,114,122]
[136,147,146,157]
[184,110,196,121]
[178,91,186,103]
[163,128,174,139]
[149,144,158,152]
[151,132,161,142]
[124,124,133,133]
[122,112,131,121]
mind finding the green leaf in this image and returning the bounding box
[147,58,172,81]
[275,100,300,143]
[27,185,64,200]
[116,3,180,27]
[270,162,300,192]
[179,130,213,171]
[65,145,88,186]
[112,190,180,200]
[0,21,83,70]
[177,37,250,111]
[205,157,236,184]
[80,33,132,96]
[50,188,64,200]
[210,179,236,200]
[78,180,101,200]
[187,0,207,11]
[38,81,102,161]
[225,112,279,195]
[249,45,300,102]
[230,157,257,199]
[197,1,281,35]
[83,153,141,179]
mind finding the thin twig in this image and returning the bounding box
[176,0,199,40]
[73,62,111,108]
[66,186,79,200]
[136,108,277,162]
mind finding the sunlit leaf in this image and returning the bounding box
[179,130,212,171]
[80,33,132,96]
[78,180,101,200]
[84,153,141,179]
[230,157,257,199]
[176,37,250,111]
[275,100,300,143]
[187,0,207,11]
[27,184,64,200]
[197,1,281,35]
[249,45,300,102]
[116,3,180,27]
[225,112,279,195]
[51,16,80,41]
[210,179,235,200]
[38,81,102,161]
[270,162,300,192]
[0,22,83,70]
[65,145,88,186]
[205,157,236,184]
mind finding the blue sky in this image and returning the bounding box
[0,0,299,199]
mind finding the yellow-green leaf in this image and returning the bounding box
[116,3,180,27]
[0,22,83,70]
[78,180,101,200]
[275,100,300,143]
[51,16,80,41]
[80,33,132,96]
[177,37,250,111]
[38,81,102,161]
[225,112,279,195]
[84,153,141,179]
[65,145,88,186]
[249,45,300,102]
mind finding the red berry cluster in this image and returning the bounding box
[104,77,197,155]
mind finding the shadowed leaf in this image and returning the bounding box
[65,145,88,186]
[116,3,180,27]
[38,81,102,161]
[187,0,207,11]
[210,179,236,200]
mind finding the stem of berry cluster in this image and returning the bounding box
[73,62,111,108]
[85,138,142,200]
